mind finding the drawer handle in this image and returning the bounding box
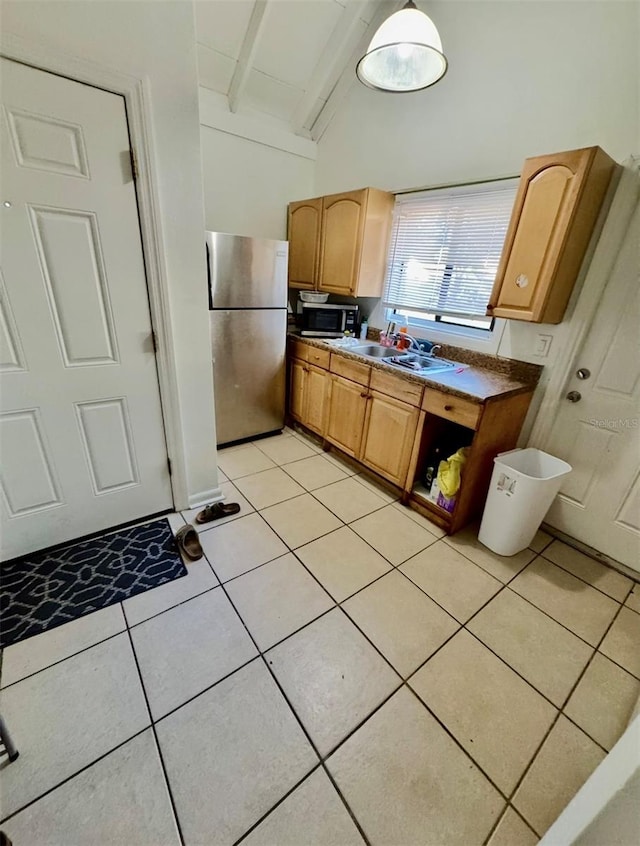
[444,404,453,411]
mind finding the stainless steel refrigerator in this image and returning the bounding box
[206,231,289,447]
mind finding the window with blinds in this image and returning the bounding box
[383,180,518,325]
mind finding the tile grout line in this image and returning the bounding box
[496,588,635,839]
[0,726,150,825]
[204,516,516,827]
[6,440,633,839]
[174,460,634,768]
[230,762,326,846]
[201,562,374,846]
[536,551,636,602]
[123,616,187,846]
[0,627,128,692]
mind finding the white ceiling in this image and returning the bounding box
[195,0,401,139]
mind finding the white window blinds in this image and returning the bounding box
[383,180,517,318]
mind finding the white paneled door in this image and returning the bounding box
[544,201,640,571]
[0,59,172,559]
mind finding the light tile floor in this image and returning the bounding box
[1,427,638,846]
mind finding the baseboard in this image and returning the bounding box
[187,487,224,510]
[541,522,640,583]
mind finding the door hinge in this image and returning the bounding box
[130,148,139,181]
[167,458,172,477]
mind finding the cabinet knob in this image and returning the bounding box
[486,304,494,312]
[444,404,453,411]
[566,391,582,403]
[361,392,368,398]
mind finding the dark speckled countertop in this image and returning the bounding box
[289,333,542,403]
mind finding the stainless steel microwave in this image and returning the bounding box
[300,303,359,337]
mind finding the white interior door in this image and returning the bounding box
[0,59,172,559]
[543,201,640,571]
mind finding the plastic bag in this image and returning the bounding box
[437,447,469,498]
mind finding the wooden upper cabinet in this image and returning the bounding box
[288,198,322,290]
[488,147,617,324]
[318,190,366,295]
[287,188,393,295]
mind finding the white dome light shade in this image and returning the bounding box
[356,2,447,92]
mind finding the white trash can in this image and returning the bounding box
[479,448,572,556]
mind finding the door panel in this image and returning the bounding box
[287,199,321,289]
[318,192,364,295]
[499,166,574,315]
[30,207,118,365]
[361,392,419,487]
[289,359,307,422]
[545,201,640,569]
[0,59,172,558]
[75,399,139,494]
[305,365,329,435]
[325,375,367,457]
[0,409,63,515]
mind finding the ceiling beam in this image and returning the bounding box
[228,0,269,114]
[291,0,369,134]
[310,0,404,142]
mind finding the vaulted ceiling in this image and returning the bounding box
[195,0,402,140]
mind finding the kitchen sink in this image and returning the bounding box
[388,353,458,374]
[350,344,404,359]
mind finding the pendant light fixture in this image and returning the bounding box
[356,1,447,93]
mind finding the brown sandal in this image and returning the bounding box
[195,502,241,524]
[175,524,204,561]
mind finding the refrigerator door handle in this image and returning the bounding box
[206,241,213,310]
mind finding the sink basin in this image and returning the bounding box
[350,344,404,359]
[389,353,458,375]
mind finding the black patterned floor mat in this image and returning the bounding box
[0,518,187,649]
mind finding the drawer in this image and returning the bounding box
[330,354,371,386]
[370,369,423,407]
[306,346,331,369]
[422,389,482,430]
[290,339,309,362]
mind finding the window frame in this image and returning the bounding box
[382,177,518,352]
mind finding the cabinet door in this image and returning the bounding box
[488,148,615,323]
[289,358,307,421]
[361,391,420,487]
[288,198,322,289]
[305,364,329,435]
[325,375,368,457]
[318,190,365,295]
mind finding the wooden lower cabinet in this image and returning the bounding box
[304,364,329,434]
[325,375,368,458]
[288,341,534,535]
[361,391,420,487]
[289,358,307,422]
[289,358,329,435]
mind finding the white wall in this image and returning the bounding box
[316,1,638,195]
[198,86,316,240]
[315,1,639,438]
[201,124,314,239]
[1,0,219,507]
